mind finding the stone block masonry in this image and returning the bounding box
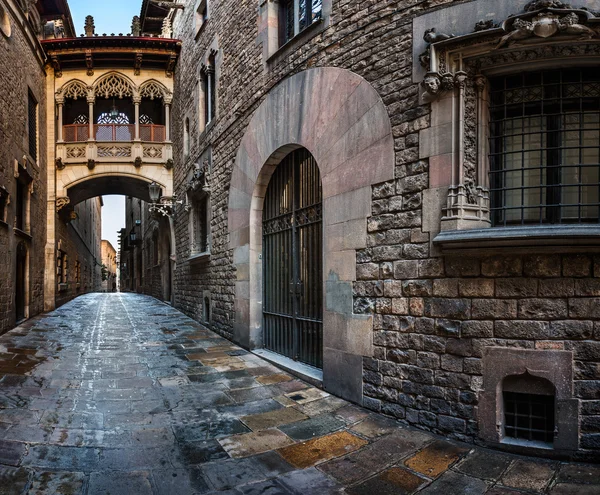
[166,0,600,460]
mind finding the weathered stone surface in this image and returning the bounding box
[404,441,469,478]
[277,431,367,469]
[500,459,557,492]
[345,467,427,495]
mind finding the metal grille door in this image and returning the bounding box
[263,149,323,369]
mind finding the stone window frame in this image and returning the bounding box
[415,4,600,252]
[197,42,220,135]
[27,89,38,164]
[257,0,332,65]
[187,148,212,262]
[479,347,579,454]
[194,0,209,39]
[14,162,32,235]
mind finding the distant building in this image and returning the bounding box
[101,240,117,292]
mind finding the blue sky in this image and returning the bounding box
[68,1,142,252]
[68,0,141,36]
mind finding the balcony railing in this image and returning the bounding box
[63,124,166,143]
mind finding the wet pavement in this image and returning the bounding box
[0,293,598,494]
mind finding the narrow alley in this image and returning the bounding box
[0,294,595,494]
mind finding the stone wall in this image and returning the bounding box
[54,197,103,308]
[168,0,600,458]
[0,1,47,334]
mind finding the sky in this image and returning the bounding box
[68,1,142,251]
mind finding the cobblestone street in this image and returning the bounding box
[0,293,595,494]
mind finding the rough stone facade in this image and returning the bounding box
[138,0,600,460]
[0,0,103,332]
[0,0,47,334]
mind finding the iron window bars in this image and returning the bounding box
[490,69,600,226]
[280,0,323,46]
[28,91,37,161]
[503,391,555,444]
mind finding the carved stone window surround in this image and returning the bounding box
[418,4,600,249]
[479,347,579,455]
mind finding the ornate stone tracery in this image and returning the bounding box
[94,73,134,99]
[139,80,169,100]
[61,80,88,100]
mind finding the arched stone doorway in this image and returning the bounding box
[263,148,323,369]
[228,67,395,403]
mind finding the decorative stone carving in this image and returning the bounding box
[164,158,174,170]
[134,157,142,168]
[131,16,141,37]
[50,55,62,78]
[85,50,94,76]
[166,54,177,77]
[525,0,570,11]
[87,159,95,170]
[134,52,143,76]
[84,15,94,37]
[423,27,454,43]
[161,17,172,38]
[95,73,133,99]
[56,197,70,211]
[474,19,497,31]
[55,158,65,171]
[189,159,211,195]
[497,8,598,49]
[139,80,167,100]
[61,81,88,100]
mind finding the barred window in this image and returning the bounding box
[490,69,600,226]
[28,90,37,161]
[279,0,322,46]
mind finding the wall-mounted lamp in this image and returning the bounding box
[148,181,184,218]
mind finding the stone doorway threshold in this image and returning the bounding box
[252,349,323,388]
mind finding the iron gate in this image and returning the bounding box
[263,148,323,369]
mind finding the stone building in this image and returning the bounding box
[131,0,600,460]
[101,239,117,292]
[0,0,102,334]
[42,12,180,309]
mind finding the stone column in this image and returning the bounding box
[87,94,95,141]
[133,94,141,141]
[164,96,172,142]
[56,96,64,142]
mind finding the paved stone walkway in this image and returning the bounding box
[0,294,598,494]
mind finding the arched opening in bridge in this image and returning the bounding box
[53,174,173,304]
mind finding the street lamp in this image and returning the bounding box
[148,181,183,217]
[148,181,161,204]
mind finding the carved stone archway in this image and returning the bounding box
[228,67,395,403]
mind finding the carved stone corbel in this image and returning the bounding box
[56,197,70,212]
[55,158,65,171]
[87,159,95,170]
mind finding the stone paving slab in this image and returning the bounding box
[0,293,596,494]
